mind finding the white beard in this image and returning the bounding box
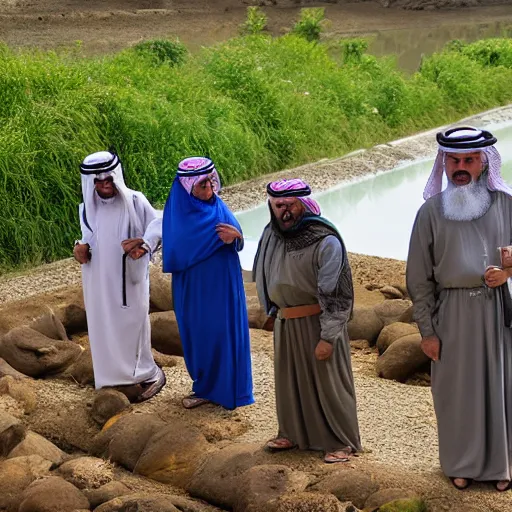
[441,177,492,222]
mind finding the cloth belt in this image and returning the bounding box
[280,304,321,320]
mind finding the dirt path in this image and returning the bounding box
[1,1,511,56]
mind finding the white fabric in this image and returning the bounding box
[78,155,161,389]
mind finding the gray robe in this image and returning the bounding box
[407,191,512,481]
[254,220,361,453]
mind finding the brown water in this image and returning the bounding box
[368,20,512,72]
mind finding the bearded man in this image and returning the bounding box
[253,178,361,463]
[407,126,512,491]
[73,151,165,402]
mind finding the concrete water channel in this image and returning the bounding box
[235,121,512,267]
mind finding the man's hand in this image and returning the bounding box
[315,340,333,361]
[122,238,144,254]
[420,335,441,361]
[216,223,242,244]
[73,243,90,264]
[484,266,509,288]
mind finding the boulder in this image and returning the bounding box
[376,334,429,382]
[398,306,414,324]
[134,419,212,487]
[150,265,173,311]
[374,300,412,326]
[187,443,270,508]
[310,468,378,509]
[379,286,403,300]
[150,311,183,356]
[91,389,131,426]
[0,410,21,433]
[347,307,384,345]
[0,357,30,380]
[0,327,82,377]
[365,488,420,509]
[8,431,66,465]
[0,423,27,457]
[350,339,371,350]
[266,492,347,512]
[18,476,90,512]
[246,295,268,329]
[63,345,95,385]
[91,413,166,471]
[152,348,178,368]
[51,286,88,335]
[376,323,419,355]
[96,494,180,512]
[28,310,68,341]
[234,464,309,512]
[378,498,427,512]
[84,481,132,508]
[56,456,114,490]
[0,375,37,412]
[0,455,53,512]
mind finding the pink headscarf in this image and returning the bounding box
[423,127,511,200]
[267,178,321,215]
[177,157,221,195]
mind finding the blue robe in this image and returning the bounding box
[162,177,254,410]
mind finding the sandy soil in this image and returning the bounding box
[1,0,511,56]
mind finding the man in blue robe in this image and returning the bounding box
[161,156,254,410]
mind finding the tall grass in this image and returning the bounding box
[1,36,512,271]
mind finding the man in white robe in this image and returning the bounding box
[73,151,165,402]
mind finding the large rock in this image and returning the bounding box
[379,498,427,512]
[0,455,53,512]
[234,464,309,512]
[8,430,66,465]
[266,492,347,512]
[91,389,131,426]
[152,348,178,368]
[0,423,27,457]
[150,311,183,357]
[95,493,220,512]
[150,265,173,311]
[376,334,429,382]
[0,357,30,379]
[374,300,412,326]
[379,285,404,300]
[246,296,268,329]
[187,443,270,508]
[347,307,384,345]
[84,481,132,508]
[376,322,419,355]
[0,375,37,412]
[63,345,95,385]
[134,420,212,487]
[365,488,420,509]
[18,476,90,512]
[28,310,68,341]
[0,327,82,377]
[91,413,167,470]
[398,306,414,324]
[56,456,114,490]
[310,468,379,509]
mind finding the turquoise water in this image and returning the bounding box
[236,123,512,268]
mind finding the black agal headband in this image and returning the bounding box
[80,152,120,175]
[436,126,497,151]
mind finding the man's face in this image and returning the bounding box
[192,178,214,202]
[94,176,117,199]
[445,151,484,187]
[269,197,305,231]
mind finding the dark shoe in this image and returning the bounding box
[135,368,166,403]
[449,477,473,490]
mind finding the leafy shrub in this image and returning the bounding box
[240,6,268,35]
[133,39,187,66]
[291,8,325,42]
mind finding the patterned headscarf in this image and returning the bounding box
[423,126,511,200]
[266,178,321,215]
[176,157,221,195]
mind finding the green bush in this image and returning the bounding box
[240,6,268,35]
[133,39,187,66]
[291,8,325,42]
